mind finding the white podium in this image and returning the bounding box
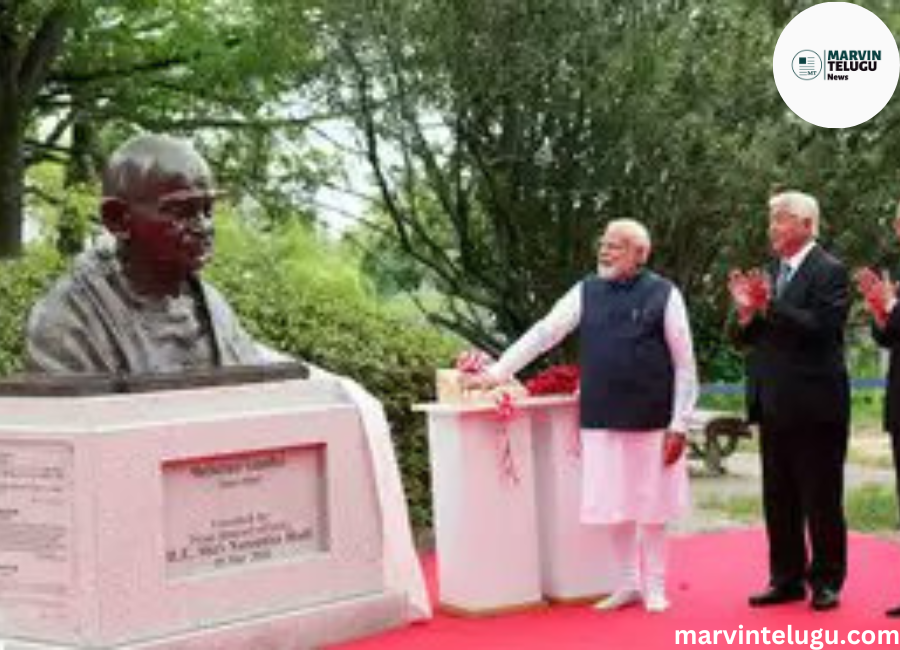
[416,396,616,614]
[414,402,543,616]
[529,397,616,602]
[0,375,406,649]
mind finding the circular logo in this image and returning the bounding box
[792,50,822,80]
[773,4,900,128]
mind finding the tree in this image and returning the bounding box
[320,0,900,377]
[317,1,781,360]
[0,1,71,256]
[1,0,329,257]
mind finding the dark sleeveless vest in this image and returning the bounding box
[578,271,674,430]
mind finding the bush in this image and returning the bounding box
[0,247,65,375]
[207,216,459,528]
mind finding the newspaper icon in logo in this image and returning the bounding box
[792,50,822,80]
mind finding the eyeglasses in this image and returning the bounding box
[128,189,221,229]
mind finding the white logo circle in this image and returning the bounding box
[773,3,900,128]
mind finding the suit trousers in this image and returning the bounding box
[891,429,900,527]
[759,417,849,592]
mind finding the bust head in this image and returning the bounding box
[101,134,219,295]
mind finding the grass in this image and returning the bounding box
[698,391,884,426]
[696,493,761,523]
[846,484,898,532]
[697,483,899,532]
[852,390,884,430]
[847,444,895,469]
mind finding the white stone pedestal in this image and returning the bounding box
[529,397,616,602]
[414,403,543,616]
[0,379,406,649]
[417,396,618,614]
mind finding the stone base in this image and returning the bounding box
[1,592,407,650]
[544,592,608,606]
[438,599,547,618]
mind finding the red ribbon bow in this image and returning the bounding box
[455,349,493,374]
[491,391,520,484]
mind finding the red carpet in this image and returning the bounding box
[334,529,900,649]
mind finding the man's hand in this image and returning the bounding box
[459,371,499,391]
[662,431,687,466]
[855,267,896,327]
[728,268,771,325]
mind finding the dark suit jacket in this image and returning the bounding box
[872,296,900,433]
[737,244,850,428]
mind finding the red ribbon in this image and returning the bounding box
[455,348,493,374]
[490,392,520,484]
[525,364,580,396]
[524,365,581,459]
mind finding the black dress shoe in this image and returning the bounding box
[811,588,840,611]
[885,603,900,617]
[749,585,806,607]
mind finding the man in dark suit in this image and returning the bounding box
[856,211,900,617]
[729,190,850,612]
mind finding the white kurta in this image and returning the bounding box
[488,279,699,524]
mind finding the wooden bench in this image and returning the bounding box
[686,409,753,474]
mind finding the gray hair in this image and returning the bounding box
[604,218,652,259]
[769,190,820,236]
[102,133,213,201]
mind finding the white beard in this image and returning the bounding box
[597,264,617,279]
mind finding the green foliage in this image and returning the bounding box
[2,0,333,255]
[320,0,900,379]
[318,0,791,353]
[206,214,459,528]
[0,247,65,375]
[691,299,745,383]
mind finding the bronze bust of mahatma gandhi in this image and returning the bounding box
[26,134,287,376]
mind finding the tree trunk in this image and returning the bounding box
[0,96,24,258]
[0,4,71,258]
[58,94,96,257]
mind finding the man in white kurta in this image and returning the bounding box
[465,218,698,613]
[25,133,431,622]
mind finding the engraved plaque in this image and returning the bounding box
[163,446,327,578]
[0,442,76,634]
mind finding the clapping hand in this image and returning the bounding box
[855,267,896,327]
[728,268,771,325]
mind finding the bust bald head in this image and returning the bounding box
[100,134,218,297]
[102,133,214,203]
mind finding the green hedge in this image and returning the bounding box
[207,218,459,528]
[0,247,65,376]
[0,221,459,529]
